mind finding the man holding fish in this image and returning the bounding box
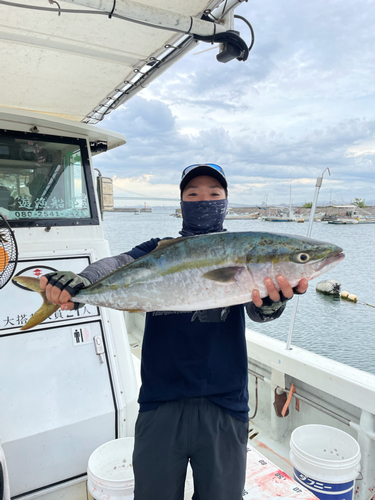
[33,163,336,500]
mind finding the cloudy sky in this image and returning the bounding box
[93,0,375,207]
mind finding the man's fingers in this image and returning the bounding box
[59,289,73,304]
[276,275,294,299]
[252,289,263,307]
[40,276,48,290]
[254,277,309,307]
[61,301,75,311]
[49,284,63,304]
[295,278,309,294]
[265,278,281,302]
[45,283,54,303]
[45,284,72,305]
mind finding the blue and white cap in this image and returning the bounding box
[180,163,227,194]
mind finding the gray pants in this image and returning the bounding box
[133,398,248,500]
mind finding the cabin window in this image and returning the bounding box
[0,131,98,226]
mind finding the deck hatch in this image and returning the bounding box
[0,319,116,496]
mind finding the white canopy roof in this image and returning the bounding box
[0,0,226,123]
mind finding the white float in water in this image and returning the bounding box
[316,279,341,296]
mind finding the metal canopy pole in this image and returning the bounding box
[285,168,331,350]
[60,0,227,37]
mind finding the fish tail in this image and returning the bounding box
[12,276,60,331]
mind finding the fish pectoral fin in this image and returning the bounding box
[202,267,245,283]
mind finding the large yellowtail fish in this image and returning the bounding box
[13,231,344,331]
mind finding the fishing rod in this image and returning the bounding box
[285,168,331,350]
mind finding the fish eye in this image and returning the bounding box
[297,253,310,263]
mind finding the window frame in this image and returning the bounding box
[0,129,100,228]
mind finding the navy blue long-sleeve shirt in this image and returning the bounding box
[81,237,287,422]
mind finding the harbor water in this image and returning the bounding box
[102,210,375,375]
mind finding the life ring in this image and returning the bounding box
[0,247,9,273]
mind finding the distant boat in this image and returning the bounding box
[262,215,296,222]
[313,212,325,221]
[262,185,298,222]
[225,212,259,220]
[328,217,375,224]
[328,219,357,224]
[262,208,297,222]
[322,204,367,223]
[358,217,375,223]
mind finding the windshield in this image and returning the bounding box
[0,131,98,226]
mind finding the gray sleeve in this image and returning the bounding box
[79,253,135,284]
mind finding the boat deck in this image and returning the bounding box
[182,443,317,499]
[243,445,317,499]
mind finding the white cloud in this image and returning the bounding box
[94,0,375,205]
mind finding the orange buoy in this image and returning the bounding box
[0,247,9,272]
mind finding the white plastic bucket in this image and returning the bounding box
[87,437,135,500]
[290,425,361,500]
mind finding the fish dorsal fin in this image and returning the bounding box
[151,238,178,252]
[202,266,245,283]
[151,236,194,253]
[158,238,176,249]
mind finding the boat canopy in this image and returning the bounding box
[0,0,230,123]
